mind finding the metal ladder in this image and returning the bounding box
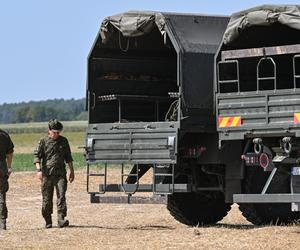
[217,60,240,93]
[121,163,139,195]
[153,164,175,195]
[293,54,300,89]
[87,163,107,194]
[257,57,277,92]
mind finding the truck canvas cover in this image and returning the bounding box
[223,5,300,45]
[100,11,166,43]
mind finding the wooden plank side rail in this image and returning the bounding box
[222,44,300,60]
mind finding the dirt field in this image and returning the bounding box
[2,170,300,250]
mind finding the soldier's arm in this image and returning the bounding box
[67,162,75,183]
[6,134,14,175]
[35,163,43,181]
[33,139,44,166]
[64,138,75,182]
[6,152,13,176]
[34,139,44,180]
[64,138,73,163]
[6,152,13,167]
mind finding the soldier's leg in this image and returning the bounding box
[41,176,54,228]
[0,177,9,230]
[0,192,7,230]
[55,176,69,227]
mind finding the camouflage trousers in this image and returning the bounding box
[0,177,9,220]
[41,175,67,219]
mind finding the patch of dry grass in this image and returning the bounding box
[2,169,300,249]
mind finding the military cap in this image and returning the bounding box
[48,119,63,132]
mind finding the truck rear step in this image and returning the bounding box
[90,193,168,204]
[87,163,190,204]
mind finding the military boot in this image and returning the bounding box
[57,214,69,228]
[0,219,6,230]
[44,216,52,229]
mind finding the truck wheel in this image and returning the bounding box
[239,167,300,225]
[167,192,231,226]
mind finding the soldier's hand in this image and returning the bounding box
[69,171,75,183]
[7,167,12,176]
[37,171,43,181]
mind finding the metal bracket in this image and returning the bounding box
[86,138,94,151]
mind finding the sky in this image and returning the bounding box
[1,0,300,104]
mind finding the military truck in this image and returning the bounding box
[215,5,300,225]
[85,11,233,226]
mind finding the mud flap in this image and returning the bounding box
[291,167,300,211]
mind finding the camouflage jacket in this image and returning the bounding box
[0,129,14,177]
[34,135,73,176]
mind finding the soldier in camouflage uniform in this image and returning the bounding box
[34,119,75,229]
[0,129,14,230]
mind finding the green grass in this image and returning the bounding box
[10,131,86,153]
[13,152,86,172]
[72,152,87,169]
[0,121,89,172]
[0,121,119,172]
[1,120,87,134]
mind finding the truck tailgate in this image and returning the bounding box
[216,91,300,140]
[86,121,179,164]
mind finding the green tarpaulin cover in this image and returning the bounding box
[224,5,300,44]
[100,11,165,43]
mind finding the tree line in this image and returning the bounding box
[0,98,87,124]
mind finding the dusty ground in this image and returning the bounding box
[1,170,300,250]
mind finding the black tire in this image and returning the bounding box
[239,166,300,225]
[167,192,232,226]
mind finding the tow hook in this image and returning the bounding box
[282,137,292,154]
[253,138,263,154]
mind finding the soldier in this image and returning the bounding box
[34,119,75,229]
[0,129,14,230]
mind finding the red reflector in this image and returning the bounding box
[259,153,269,169]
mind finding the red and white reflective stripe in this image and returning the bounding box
[218,116,241,128]
[294,113,300,124]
